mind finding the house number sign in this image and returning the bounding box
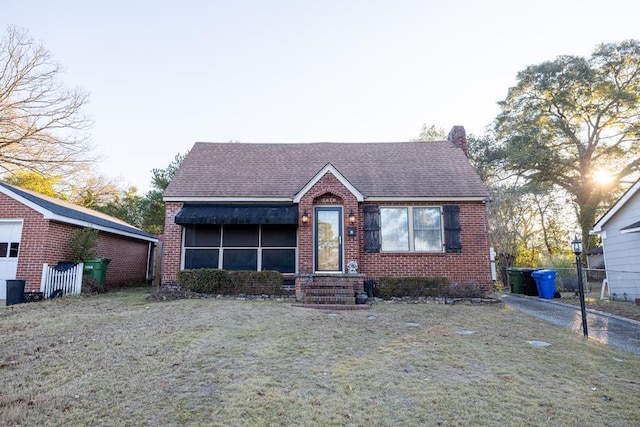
[317,196,339,204]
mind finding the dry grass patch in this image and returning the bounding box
[559,294,640,322]
[1,288,639,426]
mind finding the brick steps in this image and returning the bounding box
[304,295,354,304]
[305,287,353,296]
[303,284,356,305]
[292,303,370,310]
[296,274,366,307]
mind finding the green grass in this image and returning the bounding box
[1,288,639,426]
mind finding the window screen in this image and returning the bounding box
[183,223,296,272]
[223,249,258,270]
[261,224,296,247]
[262,249,295,273]
[223,225,259,247]
[184,249,219,269]
[185,225,221,247]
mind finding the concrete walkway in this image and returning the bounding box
[500,293,640,357]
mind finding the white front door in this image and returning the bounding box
[0,220,23,300]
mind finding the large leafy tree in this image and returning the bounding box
[95,186,145,228]
[0,26,93,176]
[3,168,121,208]
[140,152,186,234]
[3,170,65,198]
[413,123,447,141]
[495,40,640,250]
[467,134,572,281]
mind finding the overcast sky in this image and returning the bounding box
[4,1,640,192]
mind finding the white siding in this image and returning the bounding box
[601,193,640,300]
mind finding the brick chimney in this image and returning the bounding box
[447,126,468,156]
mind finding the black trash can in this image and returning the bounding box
[54,261,77,271]
[6,279,26,306]
[521,269,539,296]
[364,279,376,298]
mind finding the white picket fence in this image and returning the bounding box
[40,263,84,299]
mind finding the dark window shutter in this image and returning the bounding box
[363,205,381,253]
[444,205,462,253]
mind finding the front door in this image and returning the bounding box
[315,207,342,272]
[0,220,23,300]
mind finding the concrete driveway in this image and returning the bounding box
[501,293,640,357]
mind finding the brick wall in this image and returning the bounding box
[92,231,151,286]
[160,178,492,295]
[359,201,493,294]
[162,201,184,285]
[1,193,153,291]
[1,192,51,292]
[297,172,359,274]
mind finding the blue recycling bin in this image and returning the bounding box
[531,269,556,299]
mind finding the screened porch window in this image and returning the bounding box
[183,224,296,273]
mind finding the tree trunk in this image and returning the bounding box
[575,188,600,252]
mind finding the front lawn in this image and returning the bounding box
[1,289,639,426]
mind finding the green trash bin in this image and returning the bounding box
[83,258,111,286]
[508,268,525,294]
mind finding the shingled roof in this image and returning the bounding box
[164,138,488,200]
[0,181,157,242]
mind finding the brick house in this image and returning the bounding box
[0,182,158,301]
[162,126,493,302]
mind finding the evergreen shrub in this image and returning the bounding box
[177,269,284,295]
[377,276,449,299]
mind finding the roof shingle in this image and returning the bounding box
[164,140,488,200]
[0,182,156,241]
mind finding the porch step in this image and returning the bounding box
[304,295,355,305]
[304,287,354,296]
[302,283,356,305]
[293,303,370,310]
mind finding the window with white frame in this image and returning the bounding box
[380,207,443,252]
[183,224,296,273]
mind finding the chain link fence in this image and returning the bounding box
[500,265,640,301]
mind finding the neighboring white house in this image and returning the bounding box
[591,179,640,300]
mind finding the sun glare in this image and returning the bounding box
[593,169,614,185]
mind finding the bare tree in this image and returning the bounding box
[67,165,121,208]
[0,26,93,176]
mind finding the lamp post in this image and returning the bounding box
[571,235,589,338]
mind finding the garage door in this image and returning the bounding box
[0,220,23,300]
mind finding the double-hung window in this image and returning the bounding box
[380,207,443,252]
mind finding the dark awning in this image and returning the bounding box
[175,205,298,225]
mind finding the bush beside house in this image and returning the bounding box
[177,269,285,295]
